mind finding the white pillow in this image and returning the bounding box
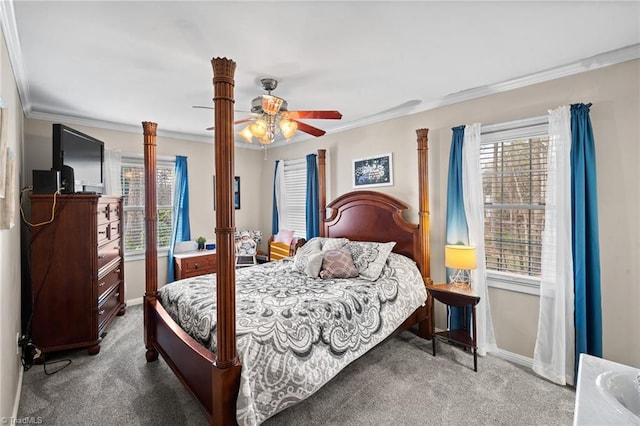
[348,241,396,281]
[292,239,323,278]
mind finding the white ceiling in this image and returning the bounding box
[2,1,639,146]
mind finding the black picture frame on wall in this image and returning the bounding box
[213,175,240,210]
[234,176,240,209]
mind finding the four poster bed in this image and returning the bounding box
[142,58,434,425]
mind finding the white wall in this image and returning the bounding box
[0,27,24,420]
[263,60,640,367]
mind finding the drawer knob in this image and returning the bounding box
[194,263,199,269]
[98,309,105,315]
[98,254,105,260]
[98,231,106,235]
[99,282,105,287]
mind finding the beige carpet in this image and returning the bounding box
[18,304,575,425]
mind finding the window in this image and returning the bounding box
[481,118,549,291]
[277,158,307,239]
[120,155,175,256]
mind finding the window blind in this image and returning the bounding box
[120,156,175,255]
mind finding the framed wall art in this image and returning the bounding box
[352,153,393,188]
[213,176,240,210]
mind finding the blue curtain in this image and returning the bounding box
[272,160,280,236]
[571,103,602,367]
[306,154,320,239]
[167,156,191,283]
[445,126,471,331]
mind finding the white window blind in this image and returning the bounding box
[280,158,307,239]
[481,121,549,278]
[120,156,175,255]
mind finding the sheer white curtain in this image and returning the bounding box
[462,123,497,356]
[533,106,575,385]
[104,149,122,195]
[274,161,288,228]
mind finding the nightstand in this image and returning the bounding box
[173,250,217,281]
[426,283,481,372]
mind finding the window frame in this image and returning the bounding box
[277,157,308,240]
[120,153,176,261]
[481,116,548,296]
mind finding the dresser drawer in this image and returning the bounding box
[98,238,121,272]
[97,261,122,301]
[98,284,122,331]
[176,253,217,279]
[97,200,121,225]
[97,220,121,245]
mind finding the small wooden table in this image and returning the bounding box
[426,283,481,372]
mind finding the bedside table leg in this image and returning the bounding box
[431,294,436,357]
[472,304,478,372]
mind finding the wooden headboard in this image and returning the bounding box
[323,190,422,273]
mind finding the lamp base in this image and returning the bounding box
[449,269,471,289]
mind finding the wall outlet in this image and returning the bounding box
[16,332,21,355]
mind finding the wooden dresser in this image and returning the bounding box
[30,194,125,355]
[174,250,217,280]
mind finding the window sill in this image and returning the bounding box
[124,250,169,262]
[486,271,540,296]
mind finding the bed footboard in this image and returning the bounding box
[145,297,240,424]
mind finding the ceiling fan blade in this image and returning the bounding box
[206,117,255,131]
[284,110,342,120]
[293,120,326,137]
[192,105,214,110]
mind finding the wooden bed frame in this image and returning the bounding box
[142,57,433,425]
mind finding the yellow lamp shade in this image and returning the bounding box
[445,245,477,270]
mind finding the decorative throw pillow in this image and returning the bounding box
[320,237,350,251]
[319,246,359,279]
[292,239,323,278]
[273,229,295,245]
[348,241,396,281]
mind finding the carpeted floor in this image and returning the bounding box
[18,304,575,425]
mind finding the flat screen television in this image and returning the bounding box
[52,124,105,194]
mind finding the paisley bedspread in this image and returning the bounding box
[158,252,427,425]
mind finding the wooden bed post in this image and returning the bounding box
[211,57,241,425]
[417,128,433,339]
[416,128,431,284]
[317,149,326,237]
[142,121,159,362]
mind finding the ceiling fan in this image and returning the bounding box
[199,78,342,144]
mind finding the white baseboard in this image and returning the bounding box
[12,364,23,418]
[491,348,534,369]
[433,326,535,369]
[126,297,143,306]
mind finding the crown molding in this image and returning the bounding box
[0,0,31,111]
[417,43,640,113]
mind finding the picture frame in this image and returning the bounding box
[234,176,240,209]
[352,153,393,188]
[212,175,240,210]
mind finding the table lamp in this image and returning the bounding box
[445,245,477,288]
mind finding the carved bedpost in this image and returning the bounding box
[416,128,432,284]
[417,128,433,340]
[318,149,326,237]
[142,121,159,362]
[211,57,242,425]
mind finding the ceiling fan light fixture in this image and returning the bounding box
[279,118,298,140]
[238,125,254,143]
[262,95,284,115]
[249,119,267,138]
